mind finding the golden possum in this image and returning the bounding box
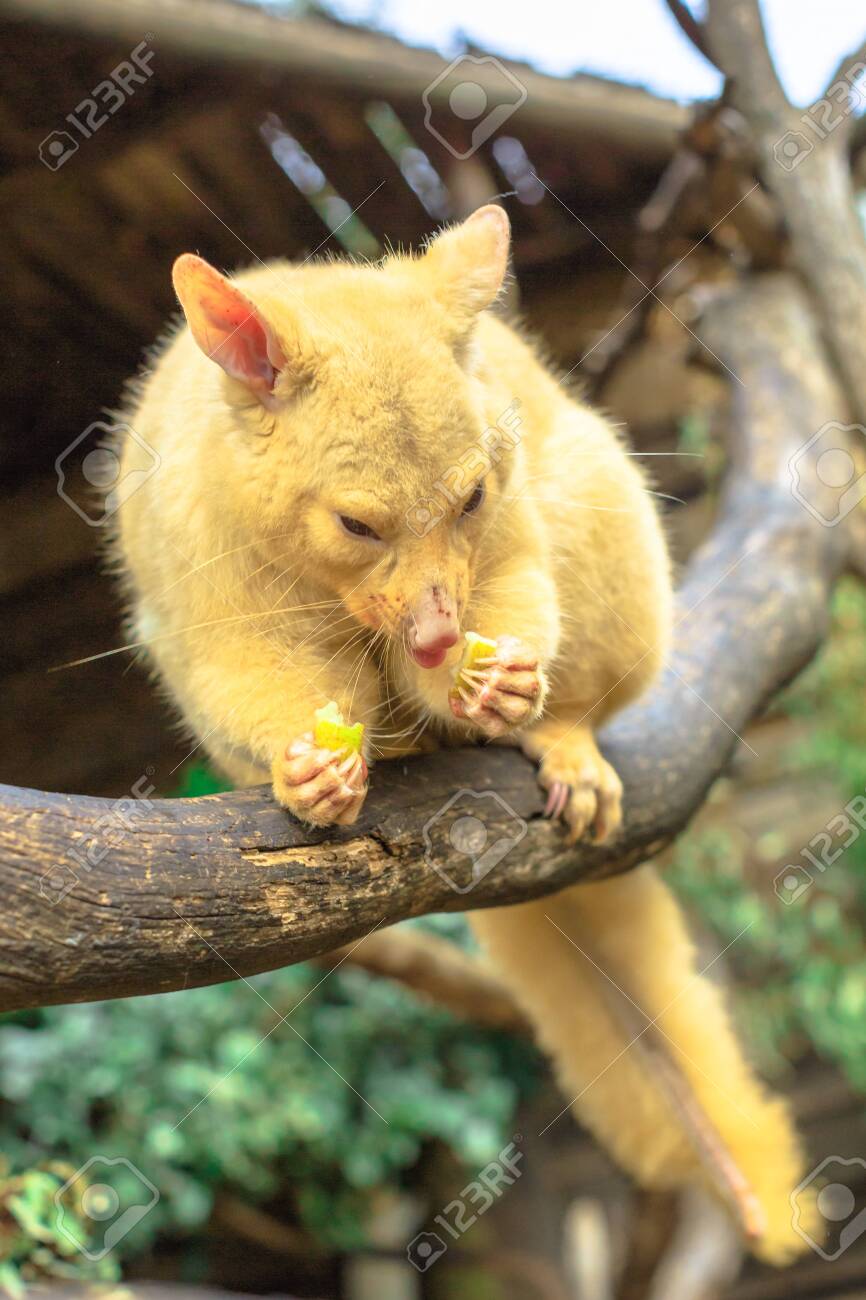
[115,206,814,1262]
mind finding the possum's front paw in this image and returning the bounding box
[272,734,368,827]
[450,636,546,738]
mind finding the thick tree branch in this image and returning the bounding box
[316,929,532,1035]
[0,275,856,1015]
[706,0,866,426]
[663,0,723,74]
[825,39,866,107]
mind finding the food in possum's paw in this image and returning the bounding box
[450,634,545,737]
[313,701,365,756]
[450,632,497,698]
[274,733,367,827]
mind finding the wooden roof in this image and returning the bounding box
[0,0,689,483]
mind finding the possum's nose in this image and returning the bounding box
[408,588,459,669]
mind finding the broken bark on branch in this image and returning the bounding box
[0,275,856,1015]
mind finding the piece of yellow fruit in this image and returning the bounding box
[313,701,365,756]
[451,632,497,696]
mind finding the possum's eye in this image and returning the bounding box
[339,514,381,541]
[462,483,485,516]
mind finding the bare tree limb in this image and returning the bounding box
[824,38,866,107]
[316,929,532,1035]
[705,0,789,112]
[663,0,723,74]
[706,0,866,426]
[0,274,855,1015]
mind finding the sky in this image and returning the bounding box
[318,0,865,106]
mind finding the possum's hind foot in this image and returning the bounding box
[521,718,623,844]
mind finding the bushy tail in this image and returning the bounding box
[470,864,817,1264]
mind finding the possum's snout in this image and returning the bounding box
[407,586,459,668]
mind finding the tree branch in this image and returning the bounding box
[663,0,723,74]
[0,274,855,1015]
[706,0,866,426]
[824,38,866,105]
[316,929,532,1035]
[704,0,789,113]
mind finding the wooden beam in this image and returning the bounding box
[0,0,688,160]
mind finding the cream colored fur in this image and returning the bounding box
[113,207,815,1262]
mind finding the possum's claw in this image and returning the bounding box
[538,750,622,844]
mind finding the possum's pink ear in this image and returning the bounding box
[422,205,510,322]
[172,254,286,403]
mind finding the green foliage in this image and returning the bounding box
[778,578,866,787]
[667,578,866,1090]
[677,408,726,485]
[170,764,233,798]
[0,912,539,1284]
[0,1165,117,1295]
[8,582,865,1286]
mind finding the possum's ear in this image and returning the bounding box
[422,205,509,324]
[172,254,287,405]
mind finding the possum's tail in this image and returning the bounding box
[469,864,817,1264]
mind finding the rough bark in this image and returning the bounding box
[705,0,866,426]
[0,276,855,1014]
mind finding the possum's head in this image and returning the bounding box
[172,206,520,668]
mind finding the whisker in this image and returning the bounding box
[157,529,296,597]
[245,547,300,587]
[50,596,345,672]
